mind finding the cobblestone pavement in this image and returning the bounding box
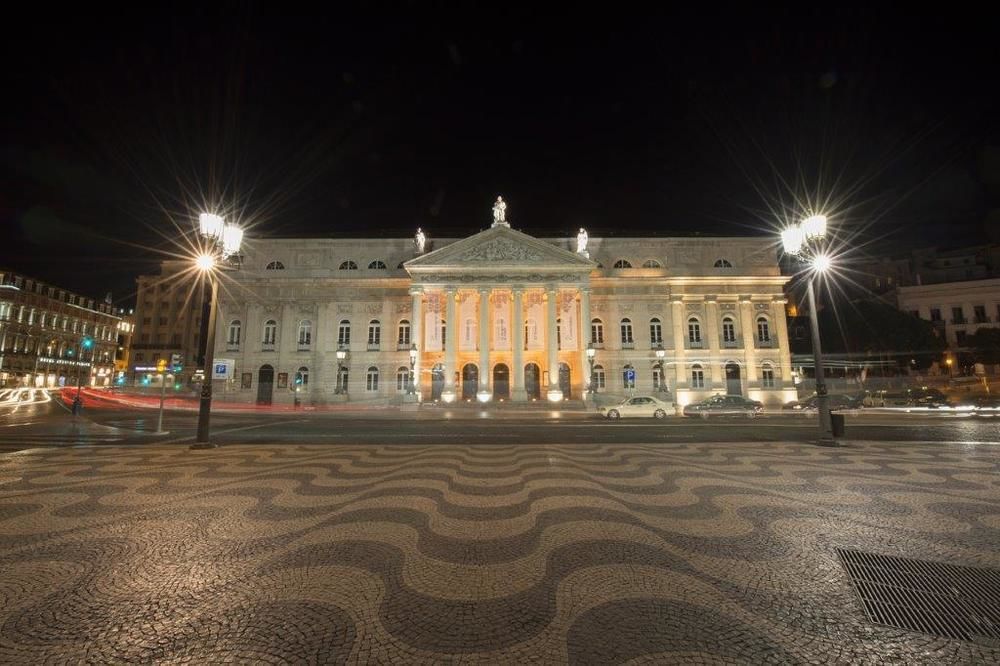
[0,440,998,664]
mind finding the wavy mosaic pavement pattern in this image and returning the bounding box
[0,441,998,663]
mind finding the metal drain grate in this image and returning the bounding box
[837,548,1000,645]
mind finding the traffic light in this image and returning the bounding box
[156,359,167,374]
[81,336,94,350]
[170,353,183,373]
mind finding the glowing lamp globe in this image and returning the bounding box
[195,254,216,271]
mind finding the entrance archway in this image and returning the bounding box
[257,364,274,405]
[462,363,478,401]
[725,362,742,395]
[493,363,510,400]
[524,363,541,400]
[558,363,571,399]
[431,363,445,400]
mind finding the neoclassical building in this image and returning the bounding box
[211,201,796,408]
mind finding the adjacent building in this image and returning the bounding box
[895,278,1000,349]
[113,309,135,383]
[131,261,207,385]
[0,269,121,388]
[207,201,796,407]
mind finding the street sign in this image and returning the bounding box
[212,359,233,379]
[170,353,183,372]
[625,368,635,383]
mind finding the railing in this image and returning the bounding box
[591,342,604,349]
[687,340,703,349]
[226,344,240,352]
[261,343,275,351]
[974,316,991,324]
[756,339,774,348]
[397,342,411,351]
[367,343,380,351]
[297,343,311,351]
[722,339,739,348]
[951,317,967,325]
[621,341,635,350]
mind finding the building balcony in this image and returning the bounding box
[687,340,703,349]
[397,342,411,351]
[297,344,312,352]
[590,341,604,349]
[367,343,381,351]
[621,341,635,350]
[722,339,739,348]
[974,316,991,324]
[226,345,240,352]
[262,343,275,352]
[755,339,774,348]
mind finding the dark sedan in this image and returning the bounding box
[683,394,764,419]
[783,394,863,412]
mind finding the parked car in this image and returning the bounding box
[783,394,863,412]
[599,395,673,420]
[906,387,950,408]
[683,394,764,419]
[972,395,1000,416]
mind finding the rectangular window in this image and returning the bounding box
[691,367,704,388]
[722,321,736,343]
[594,367,606,390]
[158,317,168,326]
[591,322,604,345]
[762,367,775,388]
[955,330,967,345]
[688,322,701,343]
[974,305,987,323]
[951,306,964,324]
[929,308,941,321]
[143,317,151,325]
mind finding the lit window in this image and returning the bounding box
[295,366,309,387]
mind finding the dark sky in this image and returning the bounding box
[2,5,998,304]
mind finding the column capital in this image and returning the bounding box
[511,285,525,294]
[443,286,456,296]
[408,286,424,296]
[545,284,558,295]
[478,286,491,295]
[579,286,591,295]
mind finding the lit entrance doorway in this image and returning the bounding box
[462,363,478,401]
[493,363,510,400]
[558,363,571,399]
[431,363,445,400]
[524,363,541,400]
[725,362,742,395]
[257,364,274,405]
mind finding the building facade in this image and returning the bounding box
[131,261,207,386]
[209,206,796,408]
[896,278,1000,349]
[113,309,135,383]
[0,269,120,388]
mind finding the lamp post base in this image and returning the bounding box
[190,441,219,450]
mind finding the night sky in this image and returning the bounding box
[2,6,997,303]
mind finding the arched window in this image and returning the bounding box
[297,320,312,347]
[294,366,309,387]
[690,364,705,388]
[337,319,351,347]
[227,320,242,348]
[613,259,633,269]
[591,318,604,345]
[397,319,411,346]
[396,366,410,392]
[687,317,701,344]
[620,318,634,345]
[338,260,358,270]
[649,317,662,345]
[722,316,736,344]
[760,362,776,388]
[368,319,381,348]
[367,259,387,270]
[265,261,285,270]
[262,319,277,349]
[641,259,662,268]
[593,364,606,391]
[622,363,636,389]
[756,316,771,343]
[366,366,379,392]
[714,259,733,268]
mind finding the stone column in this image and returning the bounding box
[545,285,562,401]
[579,287,591,395]
[773,299,792,384]
[477,287,491,402]
[671,299,687,405]
[705,298,723,391]
[441,288,458,402]
[511,287,526,401]
[739,298,759,387]
[409,287,423,400]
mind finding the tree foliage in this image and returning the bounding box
[816,300,945,369]
[967,327,1000,365]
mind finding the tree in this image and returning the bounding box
[815,300,946,370]
[967,327,1000,365]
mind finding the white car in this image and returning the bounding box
[598,395,673,420]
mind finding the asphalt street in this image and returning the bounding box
[1,389,998,452]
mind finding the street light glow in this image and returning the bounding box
[222,223,244,257]
[781,226,804,255]
[199,213,225,239]
[801,214,828,240]
[195,254,216,271]
[812,254,832,273]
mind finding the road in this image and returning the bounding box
[1,389,998,452]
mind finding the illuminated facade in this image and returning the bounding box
[209,204,796,407]
[0,270,120,388]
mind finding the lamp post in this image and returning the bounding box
[192,213,244,449]
[71,335,94,416]
[408,344,418,394]
[335,349,348,396]
[586,343,596,396]
[781,214,836,446]
[655,344,667,393]
[945,357,954,379]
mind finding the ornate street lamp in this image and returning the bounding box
[335,349,348,396]
[408,344,418,394]
[655,344,667,393]
[586,343,596,395]
[781,214,835,445]
[192,213,244,449]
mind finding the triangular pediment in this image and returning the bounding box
[405,225,594,274]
